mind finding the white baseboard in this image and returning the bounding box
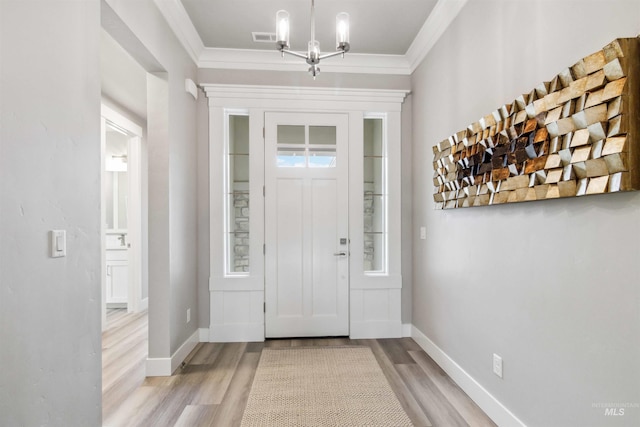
[410,325,526,427]
[350,320,403,339]
[145,329,200,377]
[145,357,169,377]
[198,328,210,342]
[138,297,149,311]
[401,323,412,337]
[210,323,264,342]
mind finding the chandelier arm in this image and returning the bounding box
[318,50,346,61]
[281,49,310,60]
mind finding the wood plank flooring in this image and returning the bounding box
[102,310,496,427]
[102,308,148,422]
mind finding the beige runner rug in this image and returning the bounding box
[240,346,414,427]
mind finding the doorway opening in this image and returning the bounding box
[101,105,144,317]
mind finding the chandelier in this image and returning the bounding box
[275,0,350,78]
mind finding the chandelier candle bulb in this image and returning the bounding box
[276,10,290,50]
[336,12,350,50]
[308,40,320,63]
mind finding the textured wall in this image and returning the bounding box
[0,0,102,425]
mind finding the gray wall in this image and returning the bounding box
[196,91,210,328]
[411,1,640,425]
[101,30,148,124]
[401,94,413,324]
[0,0,102,425]
[104,0,199,357]
[197,69,414,324]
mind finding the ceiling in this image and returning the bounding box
[155,0,468,75]
[181,0,437,55]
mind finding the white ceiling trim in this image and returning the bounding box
[154,0,204,64]
[405,0,469,73]
[155,0,467,76]
[202,84,410,107]
[199,48,411,75]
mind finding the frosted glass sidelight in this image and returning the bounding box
[227,115,250,274]
[363,118,386,273]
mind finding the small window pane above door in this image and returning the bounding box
[278,125,305,145]
[277,148,306,167]
[308,148,336,168]
[309,126,336,145]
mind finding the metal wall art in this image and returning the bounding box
[432,38,640,209]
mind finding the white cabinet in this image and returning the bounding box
[106,249,128,307]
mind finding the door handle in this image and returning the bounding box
[333,252,347,256]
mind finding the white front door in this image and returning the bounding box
[264,112,349,338]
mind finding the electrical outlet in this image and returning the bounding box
[186,308,191,323]
[493,353,503,378]
[420,226,426,240]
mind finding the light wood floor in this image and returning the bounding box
[102,308,149,422]
[103,310,496,427]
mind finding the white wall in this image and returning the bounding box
[0,1,102,425]
[411,1,640,425]
[104,0,199,358]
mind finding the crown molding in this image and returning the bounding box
[201,84,410,107]
[405,0,469,73]
[153,0,204,64]
[202,84,410,100]
[198,48,411,75]
[154,0,467,75]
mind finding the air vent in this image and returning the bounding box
[252,32,277,43]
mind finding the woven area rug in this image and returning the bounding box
[240,346,414,427]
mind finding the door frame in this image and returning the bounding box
[101,104,145,329]
[203,84,409,342]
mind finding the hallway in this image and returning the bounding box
[102,311,494,426]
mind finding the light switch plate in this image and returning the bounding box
[51,230,66,258]
[420,227,427,240]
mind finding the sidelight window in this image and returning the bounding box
[363,117,386,273]
[226,114,250,275]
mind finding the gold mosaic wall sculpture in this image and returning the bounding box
[432,38,640,209]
